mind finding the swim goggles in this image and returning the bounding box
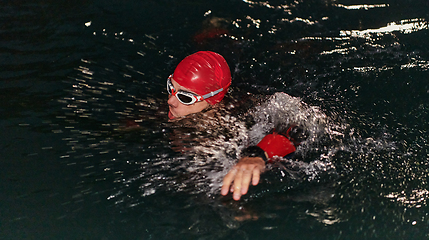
[167,74,224,105]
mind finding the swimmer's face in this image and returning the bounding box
[167,79,209,120]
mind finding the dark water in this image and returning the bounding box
[2,0,429,239]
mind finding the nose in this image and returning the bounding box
[168,94,178,107]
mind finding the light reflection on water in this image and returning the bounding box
[340,18,428,37]
[52,0,429,237]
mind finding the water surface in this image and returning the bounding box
[1,0,429,239]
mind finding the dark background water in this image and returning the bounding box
[1,0,429,239]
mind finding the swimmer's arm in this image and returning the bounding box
[221,156,266,201]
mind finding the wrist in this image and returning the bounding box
[240,146,268,162]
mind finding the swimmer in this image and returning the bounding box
[167,51,307,201]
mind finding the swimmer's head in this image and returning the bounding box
[172,51,231,105]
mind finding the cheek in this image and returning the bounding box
[191,101,209,113]
[170,100,209,118]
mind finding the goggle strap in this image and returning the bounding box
[202,88,223,100]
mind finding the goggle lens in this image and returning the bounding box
[167,78,198,105]
[176,94,194,104]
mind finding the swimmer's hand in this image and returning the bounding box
[221,157,265,201]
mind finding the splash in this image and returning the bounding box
[247,92,328,146]
[202,92,342,195]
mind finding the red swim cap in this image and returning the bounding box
[172,51,231,105]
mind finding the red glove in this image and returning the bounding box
[257,132,296,159]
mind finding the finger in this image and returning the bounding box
[252,167,261,186]
[221,168,237,196]
[240,169,253,195]
[233,169,244,200]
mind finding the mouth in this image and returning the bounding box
[168,110,176,120]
